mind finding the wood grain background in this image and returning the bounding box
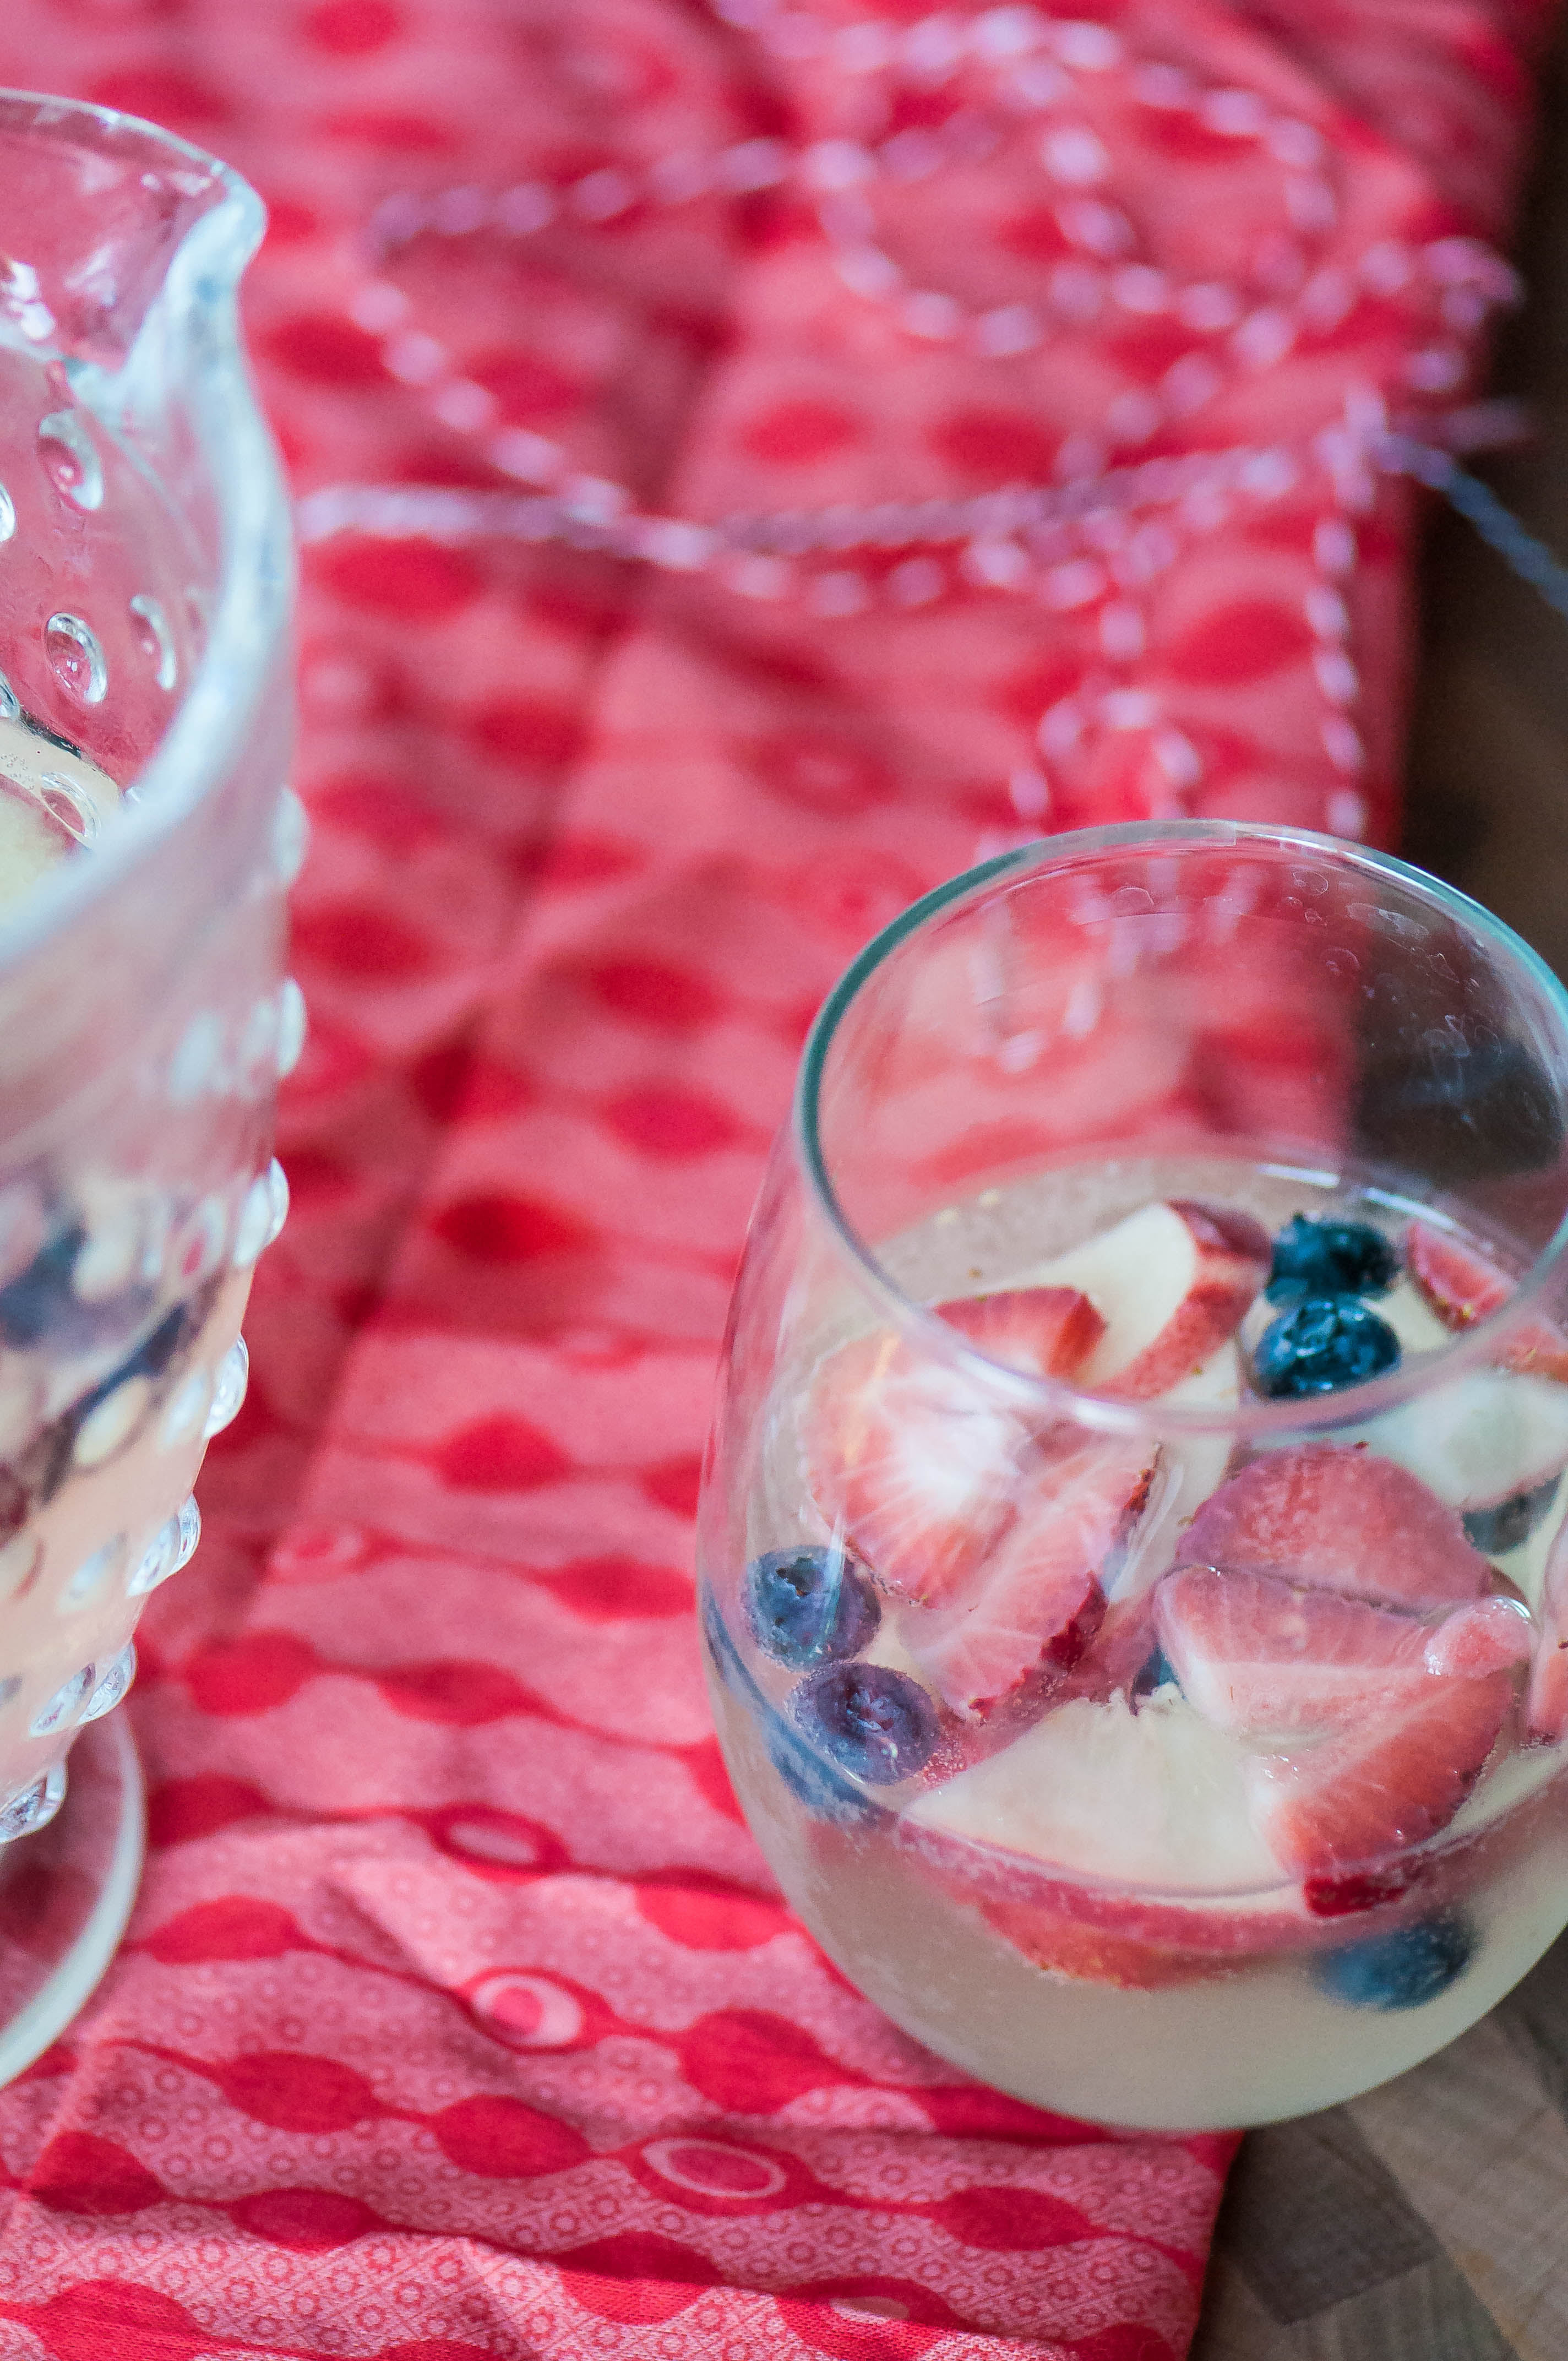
[1403,37,1568,976]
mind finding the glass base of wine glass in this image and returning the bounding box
[0,1716,143,2086]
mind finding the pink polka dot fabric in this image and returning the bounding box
[0,3,1550,2355]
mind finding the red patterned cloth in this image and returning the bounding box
[0,4,1550,2355]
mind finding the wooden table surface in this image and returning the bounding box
[1401,35,1568,978]
[1193,32,1568,2360]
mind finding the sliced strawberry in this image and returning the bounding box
[1527,1517,1568,1742]
[905,1815,1310,1966]
[978,1894,1211,1990]
[1423,1595,1534,1680]
[1064,1586,1161,1704]
[901,1434,1152,1716]
[1180,1445,1489,1613]
[1155,1565,1433,1738]
[803,1331,1016,1604]
[803,1288,1099,1607]
[1246,1669,1512,1876]
[1407,1220,1511,1328]
[1407,1218,1568,1381]
[938,1286,1105,1377]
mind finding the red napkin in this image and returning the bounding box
[0,4,1548,2355]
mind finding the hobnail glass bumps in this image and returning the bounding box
[0,92,293,2057]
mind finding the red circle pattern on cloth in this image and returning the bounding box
[0,2,1552,2355]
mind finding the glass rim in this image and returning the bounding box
[793,817,1568,1440]
[0,89,291,967]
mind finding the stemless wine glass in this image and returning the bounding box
[699,820,1568,2130]
[0,94,293,2074]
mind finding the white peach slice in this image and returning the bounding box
[907,1687,1279,1891]
[1023,1198,1271,1400]
[1353,1369,1568,1518]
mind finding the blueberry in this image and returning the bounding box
[745,1544,881,1669]
[1253,1297,1401,1398]
[1315,1913,1475,2010]
[58,1296,199,1479]
[1131,1645,1179,1705]
[1463,1472,1562,1556]
[762,1710,878,1825]
[120,1297,193,1384]
[0,1221,167,1358]
[791,1662,939,1786]
[0,1227,85,1348]
[1266,1214,1398,1306]
[699,1584,874,1825]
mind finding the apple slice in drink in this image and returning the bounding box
[1370,1279,1456,1359]
[1022,1198,1271,1399]
[1392,1228,1568,1551]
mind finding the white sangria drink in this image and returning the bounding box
[0,715,285,1841]
[700,826,1568,2129]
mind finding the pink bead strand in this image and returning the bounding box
[317,2,1523,845]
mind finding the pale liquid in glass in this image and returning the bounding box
[704,1153,1568,2129]
[0,721,253,1817]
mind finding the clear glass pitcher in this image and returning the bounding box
[0,93,293,2073]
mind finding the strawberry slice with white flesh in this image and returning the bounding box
[1247,1671,1513,1877]
[803,1287,1102,1607]
[939,1288,1106,1376]
[1024,1198,1271,1400]
[903,1433,1155,1716]
[1180,1445,1490,1613]
[1527,1515,1568,1742]
[1407,1218,1568,1382]
[1155,1565,1435,1738]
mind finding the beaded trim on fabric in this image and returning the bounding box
[302,0,1531,844]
